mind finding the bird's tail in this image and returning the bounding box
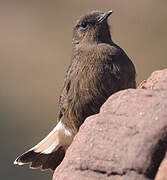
[14,121,74,171]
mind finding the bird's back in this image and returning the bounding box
[58,43,136,132]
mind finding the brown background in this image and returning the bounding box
[1,0,167,180]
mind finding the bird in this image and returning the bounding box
[14,10,136,171]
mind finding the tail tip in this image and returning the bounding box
[13,160,17,165]
[14,159,25,166]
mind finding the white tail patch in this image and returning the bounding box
[41,138,59,154]
[29,121,73,154]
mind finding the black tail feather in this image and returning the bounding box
[15,147,65,171]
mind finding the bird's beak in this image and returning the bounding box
[97,10,113,24]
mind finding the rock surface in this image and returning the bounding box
[53,69,167,180]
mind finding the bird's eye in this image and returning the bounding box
[81,22,88,29]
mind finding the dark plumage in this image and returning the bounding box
[14,10,136,171]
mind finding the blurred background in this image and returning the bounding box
[1,0,167,179]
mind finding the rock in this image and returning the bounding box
[138,69,167,91]
[138,69,167,180]
[53,69,167,180]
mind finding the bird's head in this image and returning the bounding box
[72,10,113,47]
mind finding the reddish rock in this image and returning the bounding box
[138,69,167,180]
[53,69,167,180]
[138,69,167,91]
